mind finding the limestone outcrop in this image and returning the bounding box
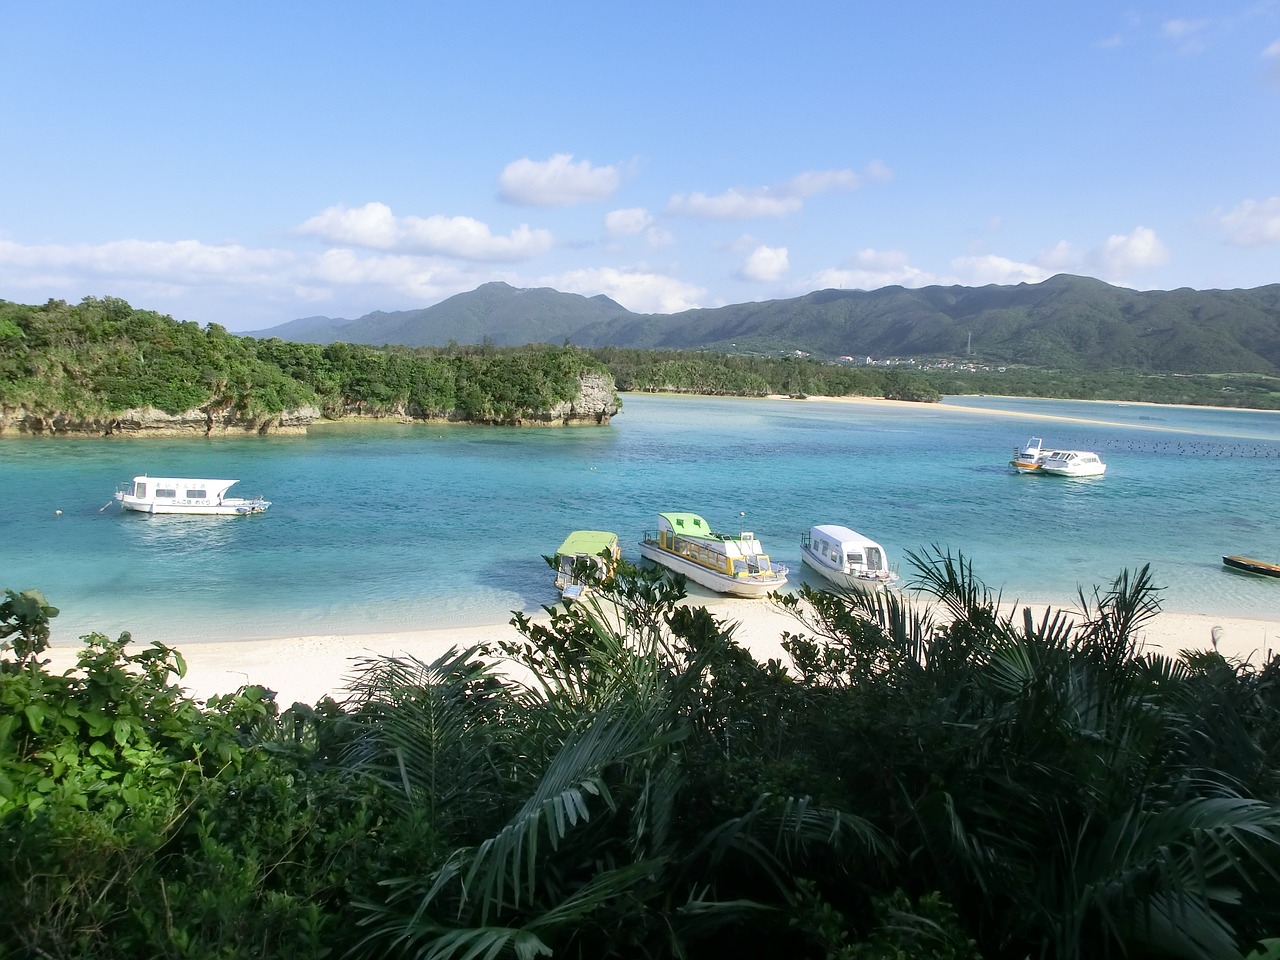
[0,373,620,436]
[0,405,319,437]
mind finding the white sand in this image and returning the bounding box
[42,595,1279,706]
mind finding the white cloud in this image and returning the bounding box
[786,169,861,197]
[604,207,653,236]
[804,248,935,291]
[668,187,803,220]
[547,267,705,313]
[740,245,790,282]
[951,254,1050,286]
[1265,38,1280,58]
[498,153,621,207]
[1161,18,1211,53]
[1089,225,1170,275]
[0,236,497,327]
[297,202,553,261]
[0,237,294,285]
[669,163,889,221]
[1218,197,1280,246]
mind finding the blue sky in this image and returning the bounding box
[2,2,1278,332]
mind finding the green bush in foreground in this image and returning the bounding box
[5,556,1280,959]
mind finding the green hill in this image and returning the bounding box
[252,275,1280,375]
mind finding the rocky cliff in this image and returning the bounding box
[0,404,320,437]
[0,373,620,436]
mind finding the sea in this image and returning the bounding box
[2,393,1278,647]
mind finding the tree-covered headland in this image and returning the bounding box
[6,557,1280,959]
[0,297,622,432]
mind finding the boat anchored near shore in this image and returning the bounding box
[1222,555,1280,579]
[553,530,621,601]
[639,512,787,598]
[800,524,899,589]
[114,477,271,516]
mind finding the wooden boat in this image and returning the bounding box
[1222,555,1280,578]
[800,524,899,588]
[553,530,620,600]
[114,476,271,516]
[638,512,787,598]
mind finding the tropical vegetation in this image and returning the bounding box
[0,297,618,426]
[6,551,1280,959]
[246,276,1280,381]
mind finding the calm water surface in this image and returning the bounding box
[2,393,1278,645]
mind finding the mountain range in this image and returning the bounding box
[249,274,1280,374]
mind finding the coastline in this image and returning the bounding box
[42,596,1280,708]
[776,392,1280,429]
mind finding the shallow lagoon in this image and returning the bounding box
[2,393,1278,644]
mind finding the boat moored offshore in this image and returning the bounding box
[800,524,899,588]
[638,512,787,598]
[114,477,271,516]
[1038,450,1106,478]
[1010,437,1062,473]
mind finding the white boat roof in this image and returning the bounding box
[130,477,241,492]
[810,524,886,551]
[1041,450,1099,459]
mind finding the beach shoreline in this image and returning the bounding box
[42,596,1280,708]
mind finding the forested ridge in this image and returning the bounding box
[0,297,620,428]
[251,275,1280,378]
[6,559,1280,958]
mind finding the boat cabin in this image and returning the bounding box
[802,524,893,578]
[121,477,239,506]
[114,476,271,516]
[554,530,621,598]
[651,512,778,576]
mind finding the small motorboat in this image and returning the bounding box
[638,512,787,598]
[1222,555,1280,578]
[1038,450,1106,478]
[800,524,899,588]
[553,530,621,600]
[1010,437,1062,473]
[114,476,271,516]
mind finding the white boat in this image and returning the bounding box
[553,530,620,601]
[800,524,899,588]
[638,512,787,598]
[1038,450,1106,478]
[114,476,271,515]
[1010,437,1062,473]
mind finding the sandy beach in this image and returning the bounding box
[42,594,1280,707]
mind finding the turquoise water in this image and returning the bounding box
[2,393,1278,645]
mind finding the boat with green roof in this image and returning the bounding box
[553,530,621,601]
[638,512,788,598]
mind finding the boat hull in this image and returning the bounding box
[1040,465,1106,478]
[1010,459,1044,473]
[117,496,270,516]
[1223,555,1280,578]
[638,542,786,598]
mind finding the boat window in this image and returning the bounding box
[186,488,206,499]
[847,551,864,567]
[135,482,146,497]
[156,488,177,499]
[866,548,884,569]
